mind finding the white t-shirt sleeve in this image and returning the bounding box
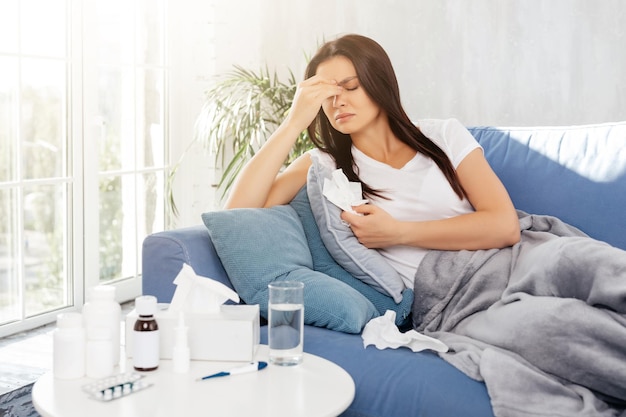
[417,118,481,168]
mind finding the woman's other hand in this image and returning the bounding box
[341,204,401,248]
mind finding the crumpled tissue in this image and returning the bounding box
[323,168,368,214]
[169,263,240,314]
[362,310,449,353]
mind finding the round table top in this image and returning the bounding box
[32,345,355,417]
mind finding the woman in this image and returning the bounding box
[226,33,520,289]
[226,34,626,409]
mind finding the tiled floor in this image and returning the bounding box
[0,301,135,396]
[0,323,54,396]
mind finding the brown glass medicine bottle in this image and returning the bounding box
[133,295,160,371]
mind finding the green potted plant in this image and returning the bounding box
[168,65,312,217]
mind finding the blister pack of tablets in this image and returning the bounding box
[82,372,152,402]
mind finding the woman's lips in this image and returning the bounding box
[335,113,354,122]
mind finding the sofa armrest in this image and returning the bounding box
[141,225,233,302]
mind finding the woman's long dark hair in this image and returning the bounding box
[305,34,466,200]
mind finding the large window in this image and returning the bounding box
[0,0,170,337]
[82,0,167,300]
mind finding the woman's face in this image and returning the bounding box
[316,56,383,136]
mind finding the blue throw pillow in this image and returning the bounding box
[290,187,414,327]
[201,205,378,334]
[307,154,406,303]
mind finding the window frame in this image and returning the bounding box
[0,0,178,338]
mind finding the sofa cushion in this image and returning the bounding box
[260,325,495,417]
[307,153,406,303]
[201,205,378,333]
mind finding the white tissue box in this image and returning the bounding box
[125,303,260,362]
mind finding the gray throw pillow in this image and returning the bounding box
[306,154,406,303]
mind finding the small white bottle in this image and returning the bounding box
[172,312,190,373]
[53,312,85,379]
[82,286,122,369]
[133,295,160,371]
[85,326,113,379]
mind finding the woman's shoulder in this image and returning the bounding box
[416,117,477,142]
[416,118,480,167]
[416,118,466,137]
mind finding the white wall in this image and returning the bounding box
[172,0,626,226]
[168,0,262,225]
[257,0,625,126]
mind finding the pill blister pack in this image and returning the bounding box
[82,372,153,402]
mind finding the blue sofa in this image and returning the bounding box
[142,121,626,417]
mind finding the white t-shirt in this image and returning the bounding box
[310,118,481,289]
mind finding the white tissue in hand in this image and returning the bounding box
[322,168,368,213]
[362,310,448,353]
[169,263,240,314]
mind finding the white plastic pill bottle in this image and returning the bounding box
[53,312,85,379]
[82,285,122,368]
[85,326,113,378]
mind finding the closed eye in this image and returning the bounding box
[339,76,359,91]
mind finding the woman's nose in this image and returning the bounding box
[333,92,345,107]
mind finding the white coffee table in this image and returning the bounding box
[32,345,355,417]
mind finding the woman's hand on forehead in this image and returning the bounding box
[286,75,343,130]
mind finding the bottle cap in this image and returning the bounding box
[89,285,116,301]
[135,295,158,316]
[57,312,83,328]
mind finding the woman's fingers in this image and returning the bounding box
[297,77,342,101]
[300,74,336,87]
[288,77,342,128]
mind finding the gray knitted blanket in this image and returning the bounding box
[412,211,626,417]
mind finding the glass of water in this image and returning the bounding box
[268,281,304,366]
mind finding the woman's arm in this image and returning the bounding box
[224,76,343,209]
[224,123,310,209]
[343,148,521,250]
